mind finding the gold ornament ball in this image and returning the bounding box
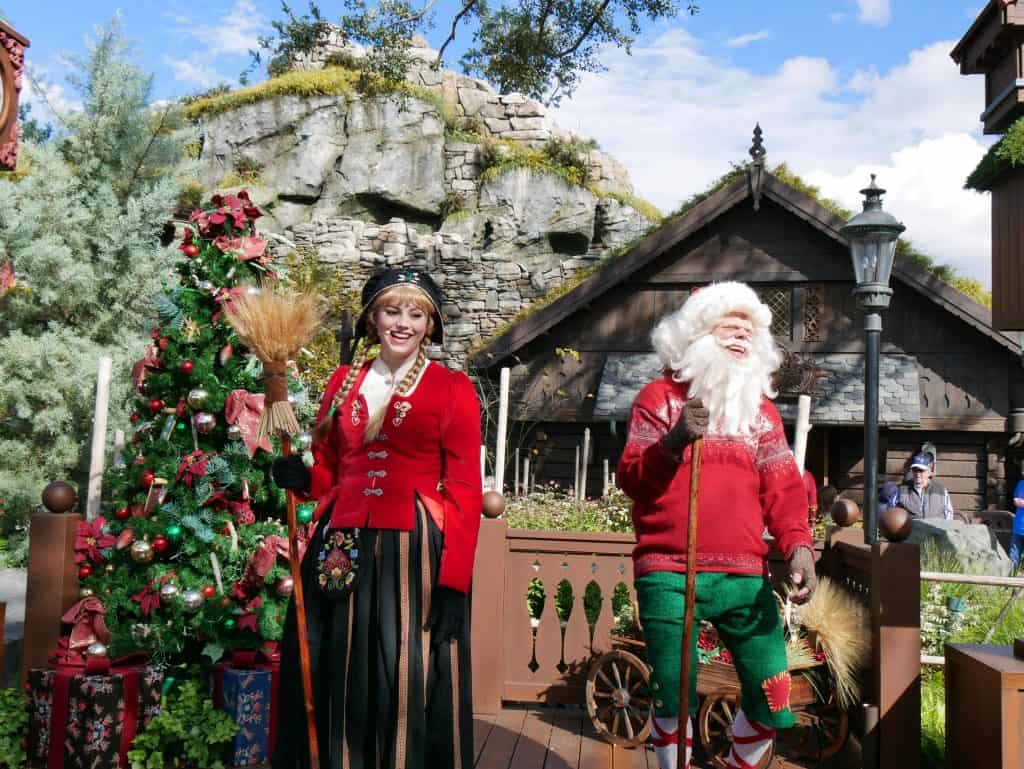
[79,587,94,598]
[830,498,861,527]
[130,539,154,564]
[186,387,211,410]
[105,564,115,574]
[42,481,78,514]
[880,506,912,541]
[482,491,506,518]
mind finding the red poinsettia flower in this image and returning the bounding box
[132,581,161,618]
[176,450,209,488]
[74,517,115,564]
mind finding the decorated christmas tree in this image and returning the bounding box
[75,190,318,664]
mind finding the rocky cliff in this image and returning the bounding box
[193,38,657,365]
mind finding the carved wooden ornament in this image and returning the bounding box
[0,21,30,172]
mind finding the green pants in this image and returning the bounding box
[635,571,795,728]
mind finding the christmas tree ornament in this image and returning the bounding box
[42,481,78,513]
[175,400,187,418]
[202,585,216,598]
[78,565,93,579]
[226,424,243,441]
[178,359,195,376]
[79,587,94,598]
[159,583,180,600]
[115,506,130,521]
[198,280,215,292]
[182,318,203,341]
[224,618,237,630]
[152,535,170,554]
[297,506,314,524]
[159,414,177,441]
[104,564,114,574]
[116,528,135,550]
[136,380,150,396]
[187,387,210,409]
[158,337,169,351]
[140,468,156,488]
[130,412,141,423]
[182,590,204,612]
[183,244,199,258]
[166,524,183,542]
[293,432,313,453]
[193,411,217,434]
[130,539,154,564]
[277,576,294,597]
[86,642,108,658]
[150,330,161,340]
[148,398,165,414]
[219,343,234,365]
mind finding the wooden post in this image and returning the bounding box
[471,518,508,714]
[603,459,610,497]
[523,457,531,495]
[480,445,487,490]
[494,367,510,493]
[86,357,113,520]
[869,542,921,769]
[22,506,81,682]
[574,446,580,501]
[514,448,520,498]
[580,428,591,501]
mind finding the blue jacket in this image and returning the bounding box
[1014,480,1024,535]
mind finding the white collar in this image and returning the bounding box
[369,354,418,386]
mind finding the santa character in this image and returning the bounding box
[617,282,816,769]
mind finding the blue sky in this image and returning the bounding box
[2,1,997,284]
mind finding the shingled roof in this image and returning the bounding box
[469,171,1020,369]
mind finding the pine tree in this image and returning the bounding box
[0,17,192,557]
[78,189,316,662]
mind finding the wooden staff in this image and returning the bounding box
[677,438,703,769]
[226,289,322,769]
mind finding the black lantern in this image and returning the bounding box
[841,175,905,545]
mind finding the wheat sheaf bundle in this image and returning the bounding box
[798,576,871,709]
[226,288,322,439]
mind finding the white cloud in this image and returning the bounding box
[856,0,891,26]
[22,73,81,118]
[725,30,770,48]
[165,0,268,85]
[553,32,994,285]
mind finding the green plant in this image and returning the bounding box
[0,688,30,768]
[504,484,633,533]
[176,180,204,210]
[127,680,238,769]
[526,577,546,619]
[440,192,467,220]
[921,668,945,769]
[966,115,1024,191]
[555,579,574,622]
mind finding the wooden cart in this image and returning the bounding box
[585,635,848,767]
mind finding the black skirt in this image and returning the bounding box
[272,504,474,769]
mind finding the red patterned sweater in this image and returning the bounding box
[617,376,812,577]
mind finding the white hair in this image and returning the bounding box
[651,281,782,435]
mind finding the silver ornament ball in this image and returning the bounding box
[193,411,217,434]
[159,583,180,600]
[198,280,215,292]
[276,576,295,597]
[292,432,312,452]
[130,539,154,564]
[226,424,244,441]
[86,642,108,658]
[182,590,204,612]
[186,387,210,409]
[79,587,95,598]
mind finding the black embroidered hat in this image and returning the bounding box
[355,268,445,343]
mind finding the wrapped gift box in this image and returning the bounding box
[213,662,274,767]
[27,662,163,769]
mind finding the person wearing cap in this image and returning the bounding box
[1009,476,1024,567]
[898,453,953,520]
[270,268,483,769]
[618,282,815,769]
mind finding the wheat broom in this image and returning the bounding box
[226,288,323,769]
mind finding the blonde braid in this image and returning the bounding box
[396,342,429,396]
[310,342,370,446]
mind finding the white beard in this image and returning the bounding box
[673,334,778,436]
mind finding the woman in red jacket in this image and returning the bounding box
[271,268,483,769]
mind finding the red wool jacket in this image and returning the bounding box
[300,360,483,594]
[617,376,812,577]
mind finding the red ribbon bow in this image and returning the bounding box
[224,390,272,458]
[61,596,111,652]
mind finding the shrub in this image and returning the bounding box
[0,688,30,769]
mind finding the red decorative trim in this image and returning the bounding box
[761,671,791,714]
[0,28,26,171]
[635,551,765,574]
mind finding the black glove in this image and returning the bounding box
[661,398,710,457]
[426,586,467,644]
[271,455,312,493]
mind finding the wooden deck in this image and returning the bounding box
[472,708,860,769]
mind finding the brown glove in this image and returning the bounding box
[788,546,817,603]
[661,398,710,457]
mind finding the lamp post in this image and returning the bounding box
[841,175,905,545]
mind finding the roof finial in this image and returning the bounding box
[749,123,766,211]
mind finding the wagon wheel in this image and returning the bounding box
[791,694,849,761]
[585,650,652,747]
[698,692,775,769]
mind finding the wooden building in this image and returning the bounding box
[0,20,29,172]
[469,162,1024,513]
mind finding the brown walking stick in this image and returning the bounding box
[226,289,323,769]
[677,438,703,769]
